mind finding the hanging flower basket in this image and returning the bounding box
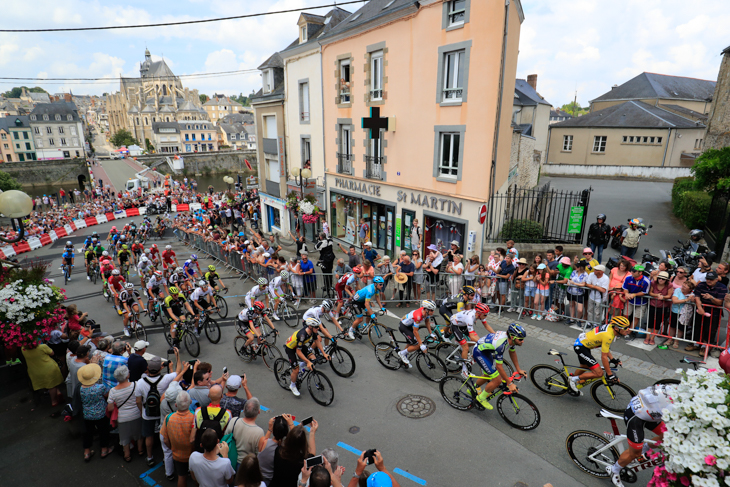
[302,213,319,224]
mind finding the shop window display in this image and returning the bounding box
[423,215,464,253]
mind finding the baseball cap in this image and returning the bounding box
[594,265,607,272]
[133,340,149,351]
[706,271,719,280]
[632,264,645,272]
[560,257,571,265]
[226,375,242,390]
[365,241,373,247]
[263,252,270,258]
[148,356,162,373]
[537,263,546,270]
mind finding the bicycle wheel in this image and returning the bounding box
[204,317,221,344]
[64,269,68,285]
[439,376,476,411]
[591,381,636,413]
[367,323,390,348]
[261,344,282,371]
[183,330,200,357]
[435,342,461,373]
[235,319,247,336]
[374,344,402,370]
[565,430,619,478]
[91,270,97,285]
[529,364,569,396]
[133,320,147,342]
[328,345,356,378]
[496,393,541,431]
[159,307,169,328]
[163,324,173,346]
[281,305,299,328]
[308,370,334,406]
[215,296,228,319]
[273,358,292,390]
[416,352,447,382]
[234,336,253,362]
[259,321,277,346]
[653,378,680,386]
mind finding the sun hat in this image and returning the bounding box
[560,257,571,265]
[518,257,527,264]
[583,248,593,254]
[78,363,102,386]
[594,265,607,272]
[394,273,408,284]
[451,240,459,246]
[427,244,438,251]
[657,271,670,280]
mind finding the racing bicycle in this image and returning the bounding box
[61,263,73,285]
[338,305,389,348]
[212,289,228,319]
[234,330,282,371]
[271,294,300,329]
[374,328,447,382]
[273,356,335,406]
[163,315,200,357]
[439,371,541,431]
[316,331,356,378]
[128,307,148,341]
[529,349,636,413]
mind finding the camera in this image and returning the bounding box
[364,449,376,465]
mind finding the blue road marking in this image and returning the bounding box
[260,405,270,411]
[394,468,427,485]
[139,461,164,487]
[292,420,311,432]
[141,476,157,487]
[336,441,362,456]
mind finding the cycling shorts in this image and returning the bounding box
[63,258,73,265]
[574,344,600,370]
[451,324,469,346]
[286,346,313,367]
[624,407,664,450]
[196,299,211,312]
[352,301,366,318]
[335,283,347,302]
[243,323,261,336]
[398,322,418,346]
[439,303,455,323]
[472,347,500,380]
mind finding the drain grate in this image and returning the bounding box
[396,394,436,419]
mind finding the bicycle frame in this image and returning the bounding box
[551,351,617,391]
[585,412,662,473]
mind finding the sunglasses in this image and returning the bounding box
[583,252,593,255]
[677,271,686,275]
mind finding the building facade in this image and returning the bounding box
[29,102,85,160]
[203,94,244,123]
[704,45,730,151]
[7,116,37,161]
[150,122,181,153]
[512,75,551,167]
[178,121,218,153]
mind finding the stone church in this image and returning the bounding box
[106,49,208,145]
[705,45,730,150]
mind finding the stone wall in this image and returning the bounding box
[507,131,539,188]
[2,158,90,187]
[137,151,258,176]
[704,49,730,150]
[541,163,691,181]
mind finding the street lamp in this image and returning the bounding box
[223,175,234,191]
[291,167,312,196]
[0,190,34,244]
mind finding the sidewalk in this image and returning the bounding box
[88,162,117,193]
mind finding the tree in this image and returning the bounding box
[560,101,587,116]
[1,86,48,98]
[109,129,139,148]
[200,94,209,104]
[691,147,730,191]
[0,171,22,192]
[145,138,154,153]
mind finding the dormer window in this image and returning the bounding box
[43,114,49,121]
[67,114,73,121]
[30,115,36,121]
[55,114,61,121]
[300,26,307,43]
[263,70,273,94]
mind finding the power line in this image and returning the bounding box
[0,1,366,33]
[0,68,259,82]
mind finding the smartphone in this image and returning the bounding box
[223,367,228,374]
[305,455,323,469]
[364,449,376,465]
[300,416,313,426]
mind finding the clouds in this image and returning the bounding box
[517,0,729,107]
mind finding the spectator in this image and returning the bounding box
[235,454,266,487]
[608,259,631,318]
[445,254,464,297]
[225,397,264,467]
[646,271,673,345]
[21,341,65,407]
[671,266,689,290]
[396,255,415,305]
[334,259,351,281]
[360,260,375,287]
[136,356,180,466]
[691,255,713,284]
[666,280,696,350]
[68,344,91,399]
[506,239,518,259]
[161,391,195,487]
[78,363,113,461]
[299,251,316,299]
[377,255,395,300]
[189,429,236,487]
[358,218,369,245]
[299,448,344,487]
[337,243,361,269]
[424,244,443,301]
[620,220,642,259]
[464,255,479,289]
[107,365,143,462]
[160,381,183,481]
[585,265,609,325]
[567,261,588,325]
[191,385,231,450]
[362,242,379,266]
[623,265,650,336]
[587,214,611,264]
[128,340,149,382]
[219,374,252,419]
[347,450,400,487]
[495,254,515,309]
[691,271,728,357]
[270,422,319,487]
[259,415,292,484]
[410,219,421,252]
[411,250,424,301]
[717,262,730,286]
[188,370,212,408]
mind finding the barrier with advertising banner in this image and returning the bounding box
[27,237,42,250]
[96,215,108,224]
[74,219,87,229]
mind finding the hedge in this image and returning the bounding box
[671,177,697,214]
[677,191,712,229]
[500,219,544,242]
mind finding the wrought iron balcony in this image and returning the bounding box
[336,153,353,175]
[365,156,383,180]
[442,88,463,100]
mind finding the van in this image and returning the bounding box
[110,152,122,160]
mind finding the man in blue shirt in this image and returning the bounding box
[496,254,516,308]
[622,264,650,336]
[299,251,316,298]
[362,241,380,266]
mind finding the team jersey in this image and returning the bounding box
[62,251,74,260]
[119,289,141,302]
[162,249,176,262]
[575,324,616,353]
[132,243,144,253]
[100,263,115,275]
[84,250,95,261]
[169,273,182,285]
[147,275,167,290]
[337,273,358,287]
[149,248,160,259]
[400,308,430,328]
[268,276,287,296]
[205,271,220,284]
[629,385,674,422]
[183,260,197,276]
[246,285,267,300]
[118,249,131,262]
[190,286,213,302]
[353,284,379,302]
[475,331,514,364]
[303,306,335,322]
[83,238,93,249]
[441,293,467,313]
[285,327,317,350]
[108,275,126,291]
[93,246,105,257]
[164,295,187,311]
[137,261,153,273]
[237,308,258,322]
[450,310,480,331]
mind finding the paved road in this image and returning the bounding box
[543,177,688,263]
[1,221,694,487]
[99,159,139,193]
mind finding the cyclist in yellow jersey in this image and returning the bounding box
[284,318,331,397]
[569,315,631,392]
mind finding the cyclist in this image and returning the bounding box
[93,241,105,261]
[137,256,155,288]
[83,234,95,250]
[107,268,126,315]
[131,240,144,263]
[119,283,145,337]
[569,315,632,393]
[63,240,74,254]
[245,278,270,310]
[61,247,75,280]
[163,286,196,353]
[183,254,200,281]
[472,323,528,410]
[237,301,276,352]
[439,285,477,329]
[84,245,97,280]
[449,304,495,378]
[190,279,215,334]
[161,245,178,273]
[267,271,292,321]
[607,384,675,487]
[303,299,343,334]
[128,220,137,239]
[335,266,361,318]
[138,221,149,241]
[117,244,132,272]
[149,244,161,265]
[146,270,169,316]
[345,276,385,340]
[396,300,437,366]
[284,317,331,397]
[205,264,227,294]
[106,226,118,244]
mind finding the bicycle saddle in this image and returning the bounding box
[547,349,566,356]
[598,409,623,420]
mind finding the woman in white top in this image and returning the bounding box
[107,365,142,462]
[410,219,421,252]
[446,254,464,296]
[464,255,480,289]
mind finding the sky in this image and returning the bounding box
[0,0,728,107]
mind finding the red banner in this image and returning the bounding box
[126,208,140,217]
[176,204,189,212]
[85,217,98,227]
[39,234,52,246]
[54,227,67,238]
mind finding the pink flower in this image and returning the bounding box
[666,471,677,481]
[708,368,718,373]
[705,455,717,466]
[680,476,690,486]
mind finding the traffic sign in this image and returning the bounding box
[478,204,488,225]
[568,206,584,234]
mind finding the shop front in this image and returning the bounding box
[259,193,288,234]
[330,190,395,258]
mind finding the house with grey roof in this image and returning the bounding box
[150,121,181,154]
[549,109,573,125]
[512,75,552,164]
[203,94,244,124]
[29,102,85,160]
[178,121,218,153]
[546,100,707,167]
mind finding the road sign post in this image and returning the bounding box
[478,204,488,225]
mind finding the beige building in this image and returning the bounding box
[510,74,551,186]
[150,122,181,153]
[203,94,243,123]
[29,102,86,160]
[546,101,706,167]
[178,121,218,153]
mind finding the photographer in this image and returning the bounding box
[348,450,400,487]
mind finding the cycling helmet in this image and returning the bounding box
[111,226,117,231]
[130,220,134,224]
[169,286,179,294]
[507,323,527,339]
[92,231,98,236]
[208,265,216,271]
[66,240,72,246]
[305,317,322,328]
[257,277,268,286]
[112,269,120,275]
[462,285,476,295]
[152,244,158,249]
[191,254,198,260]
[154,271,163,277]
[198,279,207,287]
[253,301,265,312]
[125,282,134,289]
[122,244,128,250]
[92,237,98,242]
[475,303,490,314]
[166,245,172,250]
[421,300,437,310]
[144,248,151,254]
[690,229,704,240]
[373,276,385,284]
[280,270,290,281]
[597,214,607,221]
[352,266,362,274]
[102,251,109,256]
[611,315,631,329]
[141,256,149,263]
[321,299,333,311]
[174,267,183,273]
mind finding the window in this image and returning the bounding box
[75,151,80,157]
[55,114,61,121]
[563,135,573,151]
[366,132,384,180]
[642,137,647,143]
[43,114,49,121]
[263,69,273,94]
[371,50,383,101]
[593,136,607,153]
[67,115,73,121]
[200,134,204,141]
[63,151,70,158]
[23,132,28,140]
[301,138,311,167]
[46,127,52,134]
[300,26,307,43]
[339,59,351,103]
[192,134,196,141]
[2,144,7,149]
[695,138,703,149]
[299,81,310,123]
[657,137,662,143]
[0,134,5,140]
[185,134,189,141]
[448,0,466,26]
[622,136,627,143]
[25,143,31,150]
[30,115,36,121]
[338,125,353,175]
[650,137,655,143]
[437,41,471,105]
[144,117,148,125]
[36,140,43,148]
[438,132,460,177]
[60,138,67,146]
[49,138,55,146]
[18,154,25,162]
[59,126,64,134]
[12,132,18,140]
[629,136,634,143]
[443,50,464,101]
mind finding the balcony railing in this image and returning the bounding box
[336,153,353,175]
[370,89,383,100]
[339,88,351,104]
[442,88,463,100]
[300,111,310,122]
[365,156,383,180]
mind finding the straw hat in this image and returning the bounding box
[394,273,408,284]
[78,363,102,386]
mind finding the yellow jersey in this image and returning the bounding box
[576,324,616,353]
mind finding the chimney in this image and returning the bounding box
[527,74,538,91]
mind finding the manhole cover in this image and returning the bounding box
[396,394,436,419]
[349,426,360,434]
